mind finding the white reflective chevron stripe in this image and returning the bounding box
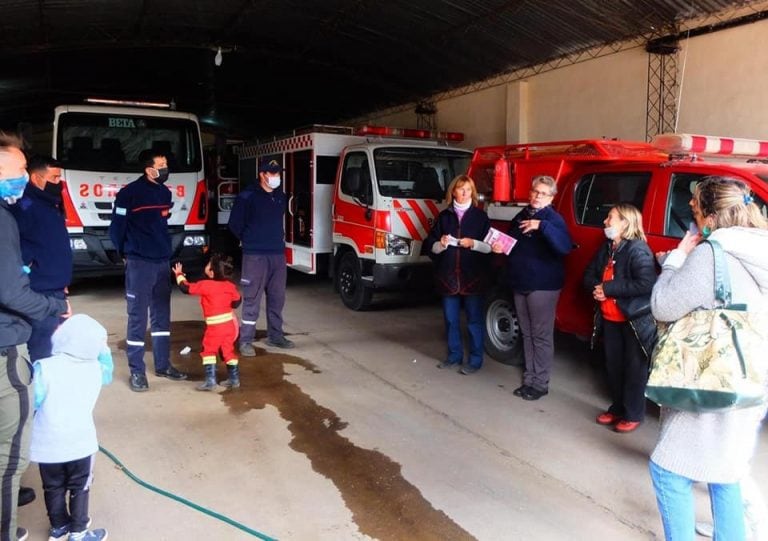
[151,331,170,336]
[241,320,257,325]
[126,340,145,346]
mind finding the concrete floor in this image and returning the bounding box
[17,273,768,541]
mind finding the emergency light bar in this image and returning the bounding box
[356,125,464,142]
[85,98,172,109]
[652,133,768,158]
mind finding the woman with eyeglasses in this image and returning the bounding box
[491,175,572,400]
[649,176,768,540]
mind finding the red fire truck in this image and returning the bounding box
[239,125,472,309]
[468,134,768,363]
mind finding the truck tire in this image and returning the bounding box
[336,252,373,311]
[484,287,523,365]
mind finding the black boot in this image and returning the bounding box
[220,363,240,389]
[196,364,218,391]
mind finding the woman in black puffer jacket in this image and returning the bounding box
[424,175,491,375]
[583,203,657,433]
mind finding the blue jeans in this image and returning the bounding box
[442,294,484,367]
[649,460,746,541]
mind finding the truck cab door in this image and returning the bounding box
[555,168,653,337]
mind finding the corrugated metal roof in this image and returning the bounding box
[0,0,765,136]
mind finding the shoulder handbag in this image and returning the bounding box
[645,239,768,412]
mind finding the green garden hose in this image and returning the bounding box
[99,445,277,541]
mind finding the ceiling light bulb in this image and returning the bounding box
[214,47,223,67]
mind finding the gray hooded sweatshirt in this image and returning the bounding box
[30,314,110,464]
[650,226,768,483]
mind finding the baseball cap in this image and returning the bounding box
[259,159,282,174]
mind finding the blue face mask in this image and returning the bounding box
[0,172,29,202]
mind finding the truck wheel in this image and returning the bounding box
[336,252,373,311]
[484,287,523,365]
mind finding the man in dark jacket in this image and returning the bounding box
[109,151,187,392]
[10,156,72,361]
[228,158,294,356]
[1,133,69,541]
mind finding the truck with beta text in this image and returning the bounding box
[239,125,472,309]
[52,100,209,277]
[468,134,768,363]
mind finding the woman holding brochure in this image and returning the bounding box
[491,175,572,400]
[424,174,491,375]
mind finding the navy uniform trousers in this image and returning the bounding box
[27,290,67,361]
[125,258,171,375]
[239,253,287,345]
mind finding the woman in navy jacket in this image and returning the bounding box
[424,175,491,375]
[492,175,572,400]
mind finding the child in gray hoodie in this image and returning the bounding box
[30,314,112,541]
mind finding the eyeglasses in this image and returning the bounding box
[530,189,553,198]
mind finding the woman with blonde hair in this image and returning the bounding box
[424,174,491,374]
[650,176,768,540]
[583,203,657,433]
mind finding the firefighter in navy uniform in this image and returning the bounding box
[109,151,187,392]
[10,156,72,362]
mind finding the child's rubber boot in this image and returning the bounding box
[220,363,240,389]
[196,364,218,391]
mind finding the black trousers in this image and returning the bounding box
[39,455,93,532]
[602,320,649,422]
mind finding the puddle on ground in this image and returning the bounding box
[124,320,475,541]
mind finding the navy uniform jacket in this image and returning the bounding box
[228,184,285,255]
[10,183,73,292]
[0,200,68,347]
[109,175,172,261]
[504,205,572,292]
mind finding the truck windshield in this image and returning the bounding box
[373,147,471,200]
[56,112,202,173]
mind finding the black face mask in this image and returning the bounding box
[155,168,169,184]
[44,182,63,197]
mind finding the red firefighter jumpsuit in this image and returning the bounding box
[177,276,241,366]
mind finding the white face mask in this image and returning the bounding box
[267,175,281,189]
[604,226,620,240]
[453,200,471,211]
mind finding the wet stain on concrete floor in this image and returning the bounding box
[151,321,475,541]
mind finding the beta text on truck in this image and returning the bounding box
[239,125,472,309]
[469,134,768,363]
[53,101,209,277]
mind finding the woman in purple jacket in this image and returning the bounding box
[424,175,491,375]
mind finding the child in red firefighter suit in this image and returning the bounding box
[173,254,242,390]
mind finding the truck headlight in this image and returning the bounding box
[183,235,207,247]
[70,238,87,250]
[385,234,411,256]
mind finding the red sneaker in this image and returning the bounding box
[614,420,641,433]
[596,412,619,425]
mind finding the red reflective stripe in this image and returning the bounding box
[407,200,430,238]
[690,136,708,153]
[719,138,734,154]
[760,142,768,156]
[132,205,170,213]
[424,200,440,216]
[393,200,420,240]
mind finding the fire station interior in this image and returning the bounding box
[3,1,768,540]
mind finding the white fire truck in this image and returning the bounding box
[239,125,472,309]
[52,101,209,277]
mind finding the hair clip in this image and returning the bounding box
[744,194,754,205]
